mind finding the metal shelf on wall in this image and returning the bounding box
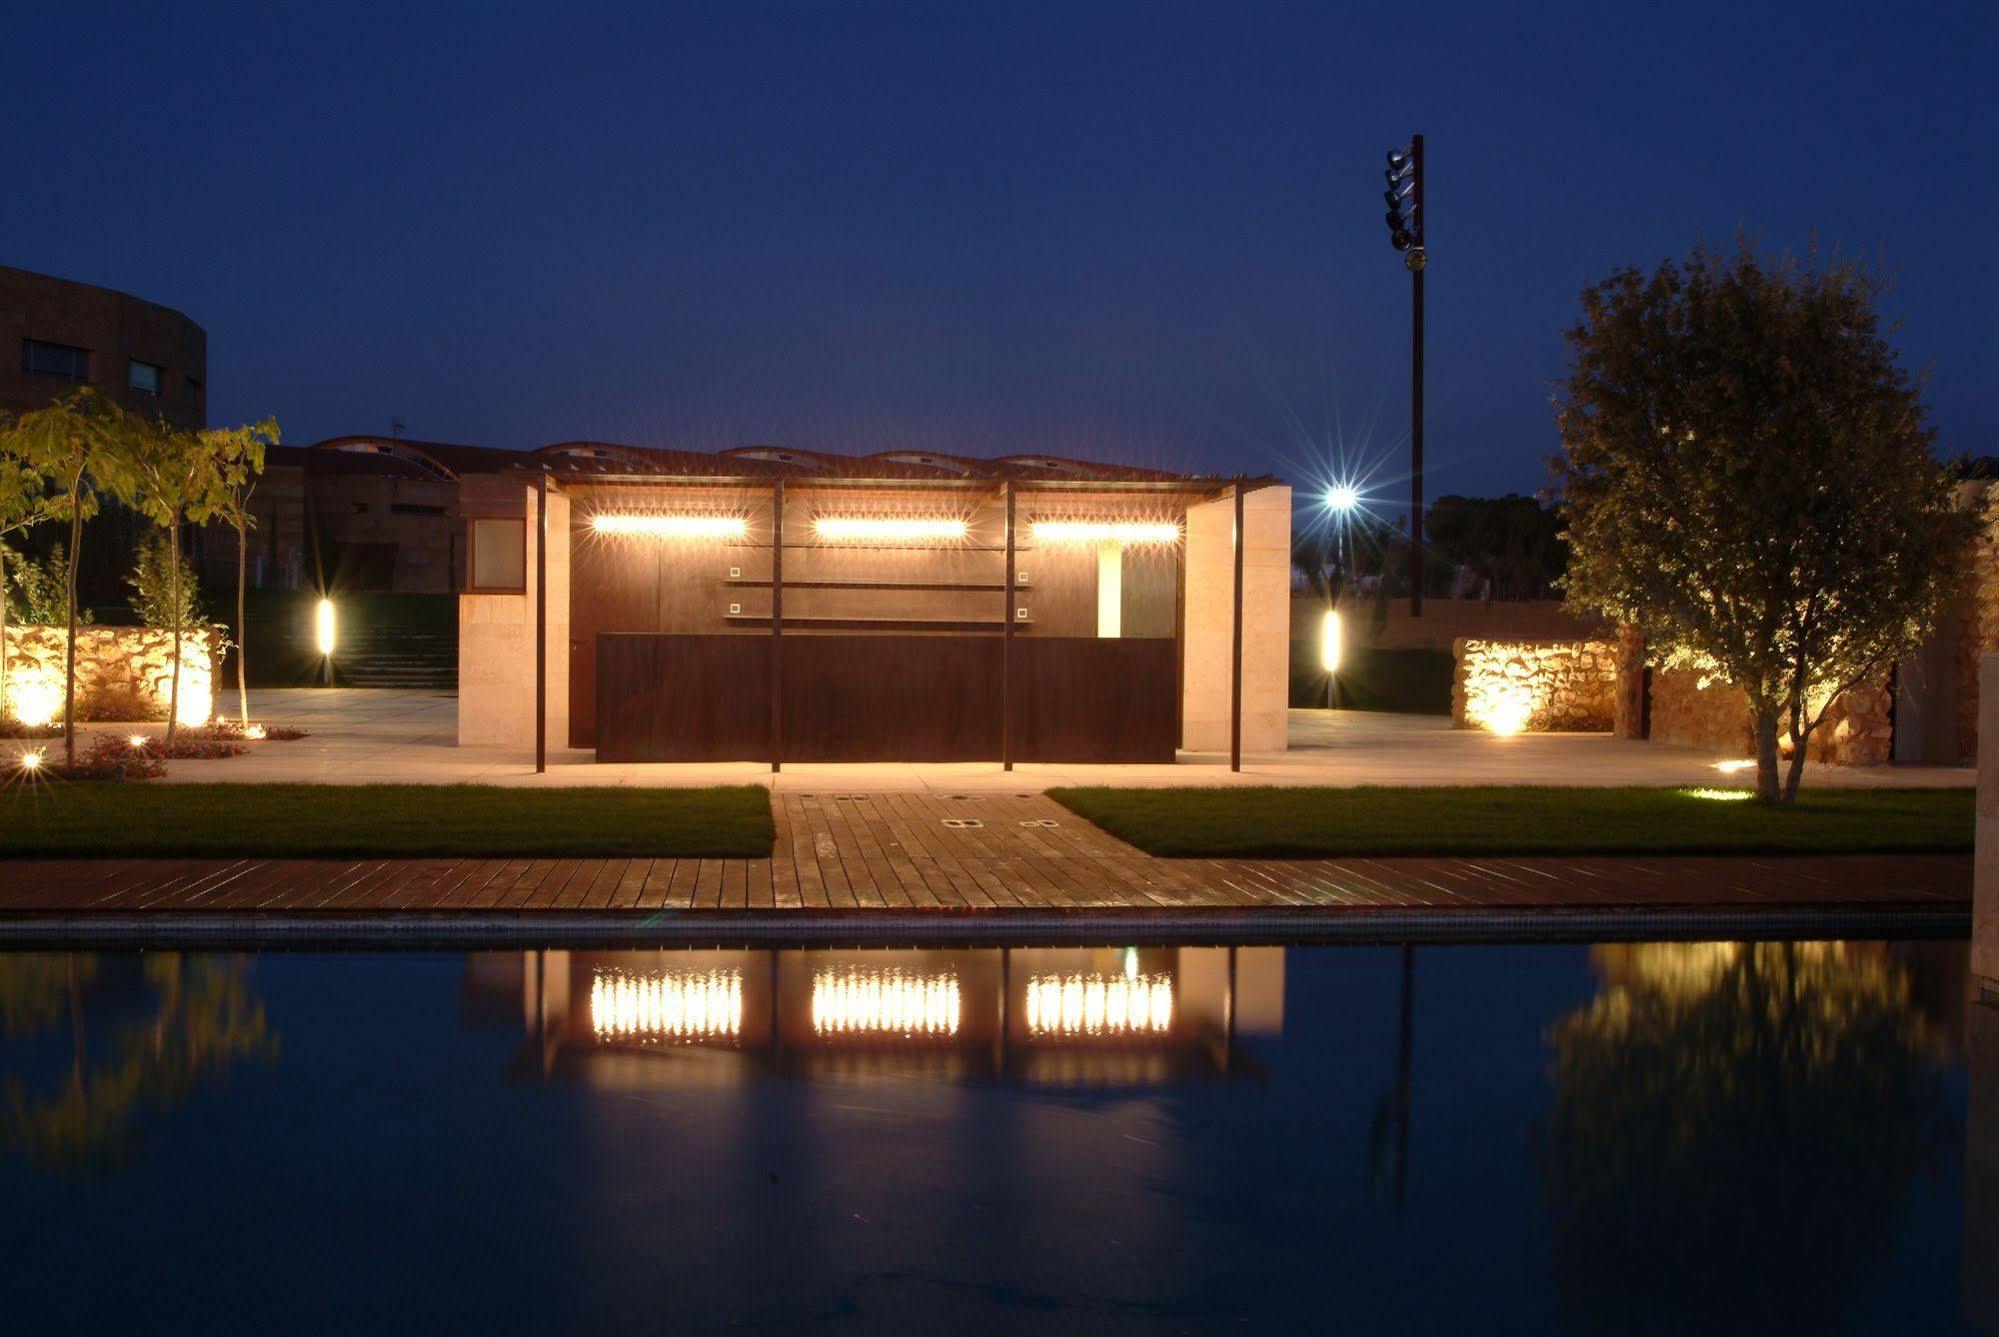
[724,613,1031,632]
[724,577,1015,593]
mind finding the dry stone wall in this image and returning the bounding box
[1451,638,1619,733]
[1647,668,1892,766]
[0,625,218,726]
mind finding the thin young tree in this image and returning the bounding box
[0,416,57,721]
[1552,240,1966,803]
[5,390,130,764]
[195,419,276,728]
[119,416,216,743]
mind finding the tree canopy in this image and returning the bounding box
[1550,240,1965,802]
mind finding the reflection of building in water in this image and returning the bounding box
[461,947,1283,1087]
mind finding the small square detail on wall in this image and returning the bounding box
[728,603,741,615]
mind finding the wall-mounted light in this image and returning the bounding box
[813,517,968,542]
[1031,521,1181,545]
[314,598,337,657]
[591,514,748,540]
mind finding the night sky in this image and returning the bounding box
[6,2,1993,500]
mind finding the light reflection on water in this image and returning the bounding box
[0,940,1985,1334]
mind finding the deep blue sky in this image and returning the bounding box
[6,1,1993,498]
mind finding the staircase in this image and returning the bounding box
[335,626,457,690]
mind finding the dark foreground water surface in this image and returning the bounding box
[0,941,1990,1335]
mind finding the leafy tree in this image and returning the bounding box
[1425,494,1565,600]
[114,415,217,741]
[129,531,208,633]
[1551,240,1965,803]
[1,390,133,763]
[194,419,275,728]
[0,430,57,718]
[5,542,88,627]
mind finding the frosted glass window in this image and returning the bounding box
[471,518,526,591]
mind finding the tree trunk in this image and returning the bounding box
[166,524,183,743]
[0,537,9,721]
[63,495,81,766]
[236,516,249,729]
[1752,709,1782,804]
[1782,720,1811,803]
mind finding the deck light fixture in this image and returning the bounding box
[812,517,968,542]
[314,598,337,658]
[17,748,43,773]
[590,514,748,540]
[1030,521,1181,545]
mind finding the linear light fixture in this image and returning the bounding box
[1025,973,1174,1037]
[812,968,962,1037]
[1030,521,1181,545]
[591,514,748,539]
[1320,608,1342,673]
[591,968,744,1043]
[813,517,968,542]
[314,598,337,657]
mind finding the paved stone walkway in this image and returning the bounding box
[17,689,1969,791]
[0,792,1969,917]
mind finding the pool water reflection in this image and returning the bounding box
[0,940,1986,1334]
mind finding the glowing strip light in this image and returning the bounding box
[1030,521,1181,545]
[591,514,748,539]
[314,598,337,656]
[1320,609,1342,673]
[812,968,961,1036]
[591,968,744,1042]
[812,517,968,542]
[1025,973,1174,1037]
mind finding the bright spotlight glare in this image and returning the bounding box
[1324,484,1362,513]
[314,598,337,657]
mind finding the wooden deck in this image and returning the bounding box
[0,792,1969,918]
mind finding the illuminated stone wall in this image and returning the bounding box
[0,625,217,726]
[1648,668,1892,766]
[1955,484,1999,762]
[1450,638,1618,733]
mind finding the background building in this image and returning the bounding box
[1,263,206,427]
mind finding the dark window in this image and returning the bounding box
[185,376,202,410]
[128,360,162,395]
[469,518,526,591]
[21,339,90,381]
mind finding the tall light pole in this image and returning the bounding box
[1383,135,1426,616]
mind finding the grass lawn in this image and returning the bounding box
[0,784,774,858]
[1048,785,1975,858]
